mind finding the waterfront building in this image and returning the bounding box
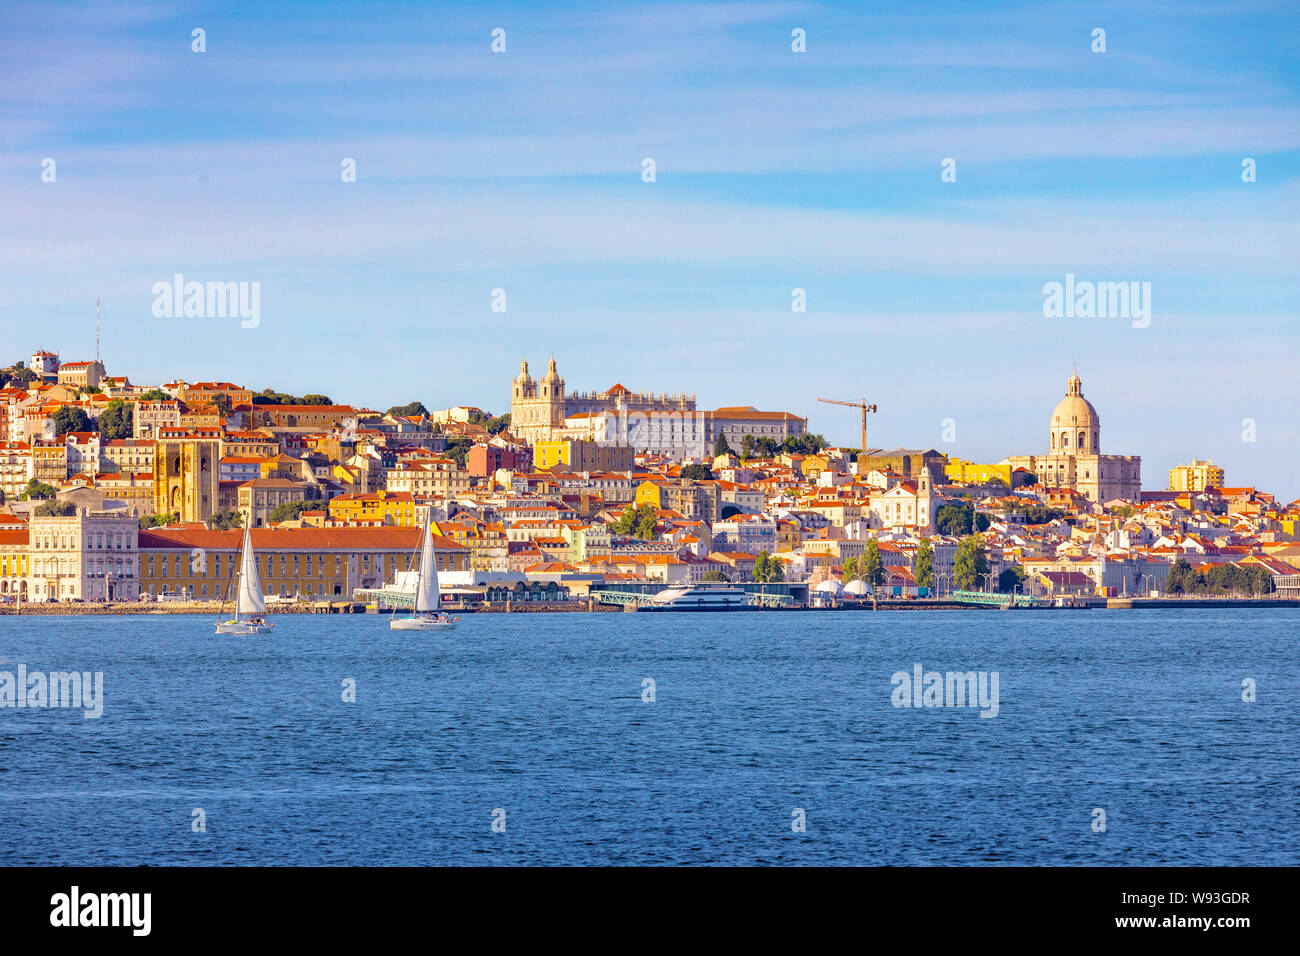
[0,524,29,598]
[136,525,468,599]
[25,508,140,602]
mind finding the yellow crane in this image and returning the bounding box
[817,397,878,454]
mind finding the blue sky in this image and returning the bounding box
[2,0,1297,498]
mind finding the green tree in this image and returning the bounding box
[997,565,1027,593]
[936,502,990,536]
[703,569,730,583]
[443,437,473,468]
[23,479,58,500]
[208,508,244,530]
[613,503,659,540]
[767,558,784,582]
[5,366,37,387]
[268,499,328,524]
[138,388,170,401]
[1004,502,1065,524]
[139,513,178,529]
[386,401,429,418]
[300,394,333,406]
[1166,557,1194,595]
[98,398,134,440]
[753,551,771,582]
[954,535,989,591]
[34,500,76,517]
[740,434,755,460]
[486,414,511,436]
[860,540,884,586]
[713,432,732,457]
[634,510,659,540]
[842,556,860,581]
[779,433,827,455]
[1248,565,1274,595]
[680,463,713,481]
[914,539,934,591]
[52,406,93,435]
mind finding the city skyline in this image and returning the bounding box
[8,340,1287,502]
[2,0,1297,497]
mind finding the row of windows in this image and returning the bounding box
[30,558,134,576]
[31,533,132,550]
[143,552,433,578]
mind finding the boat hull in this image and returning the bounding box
[214,621,275,635]
[389,615,456,631]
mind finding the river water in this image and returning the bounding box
[1,608,1296,865]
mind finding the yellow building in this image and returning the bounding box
[1169,459,1225,492]
[944,458,1012,485]
[153,431,222,522]
[635,479,720,523]
[534,438,633,473]
[31,439,68,482]
[0,526,29,599]
[329,490,418,526]
[432,519,509,571]
[137,525,468,599]
[178,382,254,409]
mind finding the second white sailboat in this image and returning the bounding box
[390,510,456,630]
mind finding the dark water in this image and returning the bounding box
[0,609,1296,866]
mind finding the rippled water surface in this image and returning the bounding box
[1,609,1296,865]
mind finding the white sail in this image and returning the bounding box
[235,524,267,616]
[414,513,439,613]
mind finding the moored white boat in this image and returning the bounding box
[390,511,456,630]
[645,584,748,611]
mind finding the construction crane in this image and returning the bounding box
[817,397,878,454]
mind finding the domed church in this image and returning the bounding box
[1002,371,1141,503]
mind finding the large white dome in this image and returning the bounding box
[1049,371,1100,454]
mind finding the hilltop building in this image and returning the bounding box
[510,357,806,456]
[1169,459,1225,493]
[1002,371,1141,503]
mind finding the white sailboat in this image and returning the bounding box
[215,522,274,635]
[390,510,455,630]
